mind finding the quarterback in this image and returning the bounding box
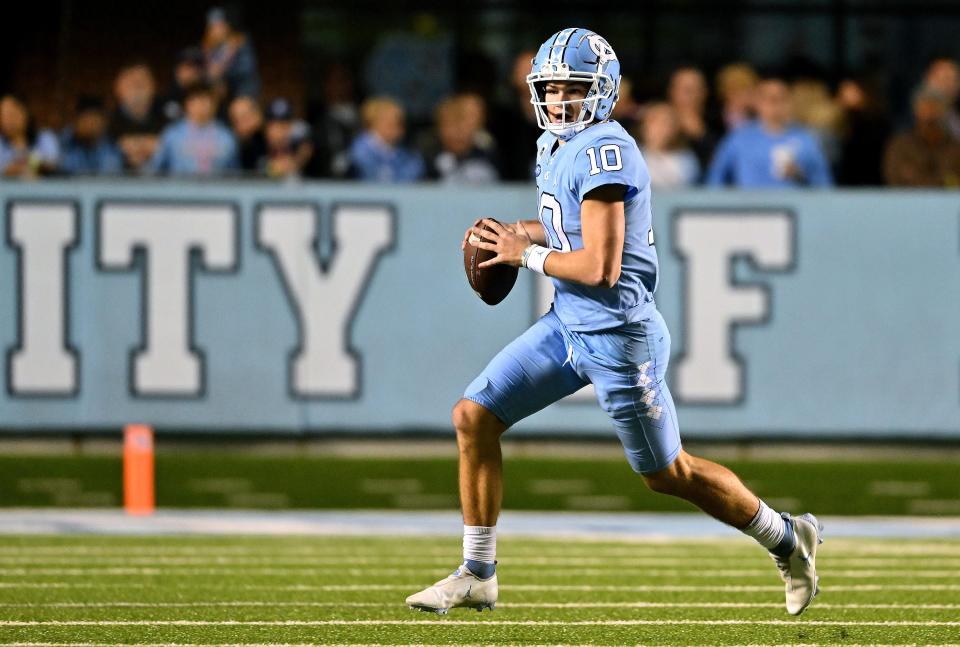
[406,28,822,616]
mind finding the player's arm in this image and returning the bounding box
[475,184,626,288]
[515,220,547,246]
[541,184,624,287]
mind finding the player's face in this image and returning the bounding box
[543,81,591,123]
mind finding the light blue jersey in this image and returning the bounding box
[464,118,681,474]
[463,29,680,474]
[534,120,658,332]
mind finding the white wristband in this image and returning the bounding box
[521,244,552,275]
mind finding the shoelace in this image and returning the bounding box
[770,553,791,582]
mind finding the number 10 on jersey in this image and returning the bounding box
[586,144,623,175]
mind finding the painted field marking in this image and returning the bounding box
[0,567,956,579]
[1,619,959,627]
[1,601,959,610]
[0,556,955,568]
[4,582,960,592]
[0,541,957,556]
[32,550,940,561]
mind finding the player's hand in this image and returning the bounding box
[475,218,532,268]
[784,161,805,181]
[461,218,483,251]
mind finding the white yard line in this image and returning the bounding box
[0,543,958,557]
[1,557,955,568]
[0,601,958,610]
[0,567,955,578]
[3,582,960,592]
[315,583,960,592]
[0,619,959,627]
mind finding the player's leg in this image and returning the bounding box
[451,398,505,585]
[579,310,822,615]
[406,310,588,613]
[452,398,505,529]
[643,449,823,615]
[643,449,761,525]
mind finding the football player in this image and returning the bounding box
[406,28,822,616]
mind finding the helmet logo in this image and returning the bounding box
[587,34,617,64]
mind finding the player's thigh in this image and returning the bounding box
[581,312,681,474]
[463,311,588,428]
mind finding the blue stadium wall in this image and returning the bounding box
[1,180,959,439]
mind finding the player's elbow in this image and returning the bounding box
[600,270,620,288]
[587,268,620,288]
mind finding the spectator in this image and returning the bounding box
[715,63,758,133]
[348,97,424,182]
[706,75,833,187]
[110,62,166,172]
[791,79,843,168]
[427,95,499,184]
[149,82,237,176]
[489,49,542,180]
[638,102,699,189]
[59,96,123,176]
[611,76,642,133]
[0,94,59,178]
[835,75,891,186]
[457,92,497,155]
[204,6,261,101]
[667,66,718,174]
[161,47,207,123]
[228,96,267,173]
[923,56,960,139]
[313,62,361,177]
[883,85,960,187]
[263,98,314,178]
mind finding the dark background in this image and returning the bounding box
[4,0,960,129]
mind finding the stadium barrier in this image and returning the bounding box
[1,180,958,438]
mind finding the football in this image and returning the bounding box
[463,219,519,305]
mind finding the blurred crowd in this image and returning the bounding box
[3,8,960,189]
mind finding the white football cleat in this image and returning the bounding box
[405,564,497,614]
[772,512,824,615]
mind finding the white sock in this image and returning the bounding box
[741,499,787,551]
[463,525,496,563]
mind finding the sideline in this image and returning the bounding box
[1,509,959,538]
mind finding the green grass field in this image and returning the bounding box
[3,451,960,514]
[1,534,958,645]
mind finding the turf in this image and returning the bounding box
[0,534,958,645]
[2,452,959,514]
